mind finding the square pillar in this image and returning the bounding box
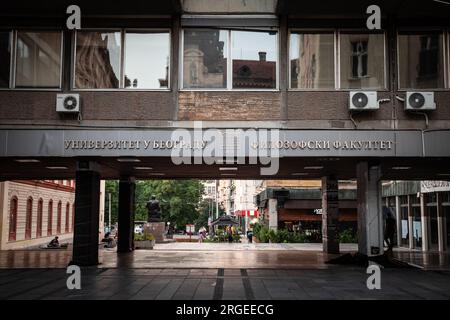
[118,177,136,253]
[72,165,101,266]
[395,196,402,248]
[322,176,339,254]
[268,199,278,231]
[437,193,446,252]
[420,194,429,252]
[407,196,414,249]
[356,162,384,257]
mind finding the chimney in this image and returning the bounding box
[258,51,266,62]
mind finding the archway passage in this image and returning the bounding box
[1,128,450,267]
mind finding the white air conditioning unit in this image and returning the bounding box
[56,94,80,113]
[349,91,378,110]
[406,92,436,111]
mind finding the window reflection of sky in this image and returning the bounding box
[232,31,277,61]
[125,33,170,89]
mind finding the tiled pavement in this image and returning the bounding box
[1,267,450,300]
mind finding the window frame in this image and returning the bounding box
[72,28,171,91]
[0,30,13,90]
[396,29,448,91]
[57,201,62,235]
[37,198,43,238]
[25,197,33,240]
[47,200,53,236]
[288,28,388,91]
[13,30,64,90]
[0,29,64,91]
[8,196,18,242]
[288,29,338,91]
[180,27,280,91]
[337,29,388,91]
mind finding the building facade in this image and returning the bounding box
[256,180,357,239]
[383,180,450,252]
[0,180,106,250]
[1,0,450,264]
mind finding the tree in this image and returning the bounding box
[104,180,206,230]
[135,180,205,230]
[105,180,119,225]
[195,199,225,230]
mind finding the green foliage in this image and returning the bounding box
[195,199,225,230]
[135,180,204,229]
[254,225,312,244]
[252,223,262,236]
[258,226,271,243]
[105,179,206,231]
[134,233,155,241]
[339,228,357,243]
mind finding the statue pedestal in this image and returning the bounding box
[144,222,166,243]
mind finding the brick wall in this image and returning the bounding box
[178,91,282,121]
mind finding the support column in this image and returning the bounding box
[437,193,446,252]
[421,194,429,252]
[268,199,278,231]
[117,177,136,253]
[408,195,414,249]
[395,196,402,248]
[322,176,339,254]
[356,162,384,256]
[72,163,101,266]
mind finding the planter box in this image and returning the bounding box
[135,240,155,250]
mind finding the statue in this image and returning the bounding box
[146,195,162,222]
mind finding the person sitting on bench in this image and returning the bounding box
[47,236,60,248]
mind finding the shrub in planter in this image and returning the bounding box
[339,229,357,243]
[258,226,270,243]
[134,232,156,249]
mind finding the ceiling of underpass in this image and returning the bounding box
[1,157,450,181]
[277,0,450,19]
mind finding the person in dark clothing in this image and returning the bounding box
[383,206,397,252]
[48,236,60,248]
[228,230,233,243]
[247,230,253,243]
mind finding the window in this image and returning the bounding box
[25,197,33,240]
[75,31,121,89]
[290,32,335,89]
[57,201,62,234]
[340,33,385,89]
[183,29,228,89]
[398,32,444,89]
[289,30,386,90]
[65,202,70,233]
[37,199,43,238]
[47,200,53,236]
[124,32,170,89]
[15,31,62,88]
[232,31,277,89]
[182,29,278,90]
[75,30,170,89]
[0,31,11,88]
[9,197,18,241]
